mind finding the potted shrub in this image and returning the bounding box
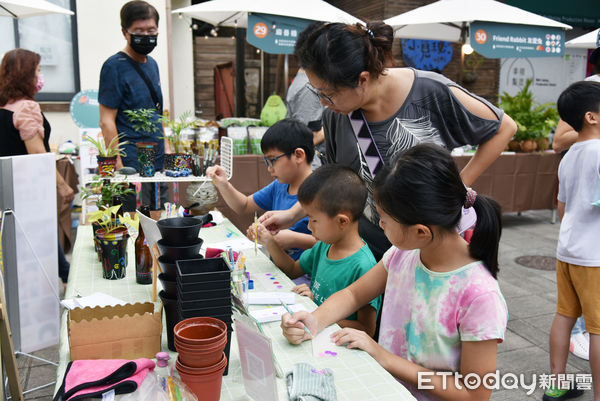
[159,110,195,175]
[84,133,128,177]
[499,79,559,152]
[124,108,162,176]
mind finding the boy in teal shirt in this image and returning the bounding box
[251,164,381,336]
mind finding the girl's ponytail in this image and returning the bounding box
[469,194,502,278]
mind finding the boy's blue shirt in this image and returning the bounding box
[299,240,382,320]
[252,179,310,260]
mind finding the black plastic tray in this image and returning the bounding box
[176,257,231,283]
[177,304,232,320]
[177,286,232,301]
[178,296,232,310]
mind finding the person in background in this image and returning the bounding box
[543,81,600,401]
[207,119,317,262]
[99,0,168,212]
[249,164,381,336]
[281,144,507,401]
[553,47,600,153]
[0,48,74,286]
[260,21,516,261]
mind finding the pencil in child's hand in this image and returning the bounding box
[280,299,312,338]
[254,212,258,256]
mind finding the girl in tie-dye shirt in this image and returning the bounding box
[281,144,508,401]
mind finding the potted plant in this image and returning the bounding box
[159,110,195,175]
[87,205,135,280]
[84,133,128,176]
[124,108,162,176]
[461,52,484,85]
[80,177,134,260]
[499,79,559,152]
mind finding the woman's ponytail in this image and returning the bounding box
[469,194,502,278]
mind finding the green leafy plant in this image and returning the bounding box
[499,79,559,141]
[84,134,128,157]
[159,110,195,154]
[462,52,484,84]
[124,108,162,136]
[87,205,136,234]
[80,177,134,210]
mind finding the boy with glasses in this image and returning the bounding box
[99,0,168,212]
[207,119,317,262]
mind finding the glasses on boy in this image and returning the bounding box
[263,152,292,168]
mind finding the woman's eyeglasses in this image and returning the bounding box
[306,82,334,105]
[263,152,292,168]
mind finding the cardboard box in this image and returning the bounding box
[68,302,162,360]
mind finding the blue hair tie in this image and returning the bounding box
[365,28,374,38]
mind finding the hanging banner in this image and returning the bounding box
[247,12,311,55]
[470,21,565,58]
[401,39,453,71]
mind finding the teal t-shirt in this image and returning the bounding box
[299,241,381,320]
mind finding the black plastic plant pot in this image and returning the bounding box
[224,329,233,376]
[176,258,231,283]
[157,238,203,262]
[156,215,212,245]
[158,255,177,280]
[158,290,181,352]
[158,273,177,298]
[177,286,232,302]
[178,296,232,310]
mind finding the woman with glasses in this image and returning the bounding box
[262,21,517,260]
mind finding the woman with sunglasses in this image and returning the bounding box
[261,21,517,260]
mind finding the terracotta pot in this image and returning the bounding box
[508,140,521,152]
[176,355,227,401]
[136,142,157,177]
[175,338,227,368]
[176,354,227,375]
[174,317,227,346]
[175,334,227,353]
[520,139,538,153]
[97,156,117,177]
[537,137,550,151]
[92,222,102,262]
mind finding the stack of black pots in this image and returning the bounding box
[156,215,210,352]
[176,258,232,375]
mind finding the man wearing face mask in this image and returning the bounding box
[99,0,168,212]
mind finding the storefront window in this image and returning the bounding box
[0,0,79,102]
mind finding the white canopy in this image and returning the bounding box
[384,0,571,42]
[566,28,599,49]
[0,0,73,18]
[173,0,363,27]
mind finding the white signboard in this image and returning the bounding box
[499,48,588,105]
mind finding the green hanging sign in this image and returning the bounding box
[247,12,311,55]
[470,21,565,58]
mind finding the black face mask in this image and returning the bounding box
[129,34,157,55]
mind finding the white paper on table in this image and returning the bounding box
[247,292,295,305]
[209,237,263,251]
[137,210,162,248]
[60,292,126,310]
[312,325,343,357]
[209,210,224,224]
[249,304,306,323]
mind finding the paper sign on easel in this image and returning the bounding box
[235,316,279,401]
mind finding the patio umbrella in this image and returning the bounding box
[566,28,599,49]
[384,0,571,43]
[172,0,362,27]
[0,0,73,18]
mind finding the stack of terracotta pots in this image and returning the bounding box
[174,317,228,401]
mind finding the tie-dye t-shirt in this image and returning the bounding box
[379,247,508,401]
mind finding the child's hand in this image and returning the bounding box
[281,311,317,344]
[292,284,314,300]
[246,222,274,246]
[206,165,227,188]
[330,328,379,357]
